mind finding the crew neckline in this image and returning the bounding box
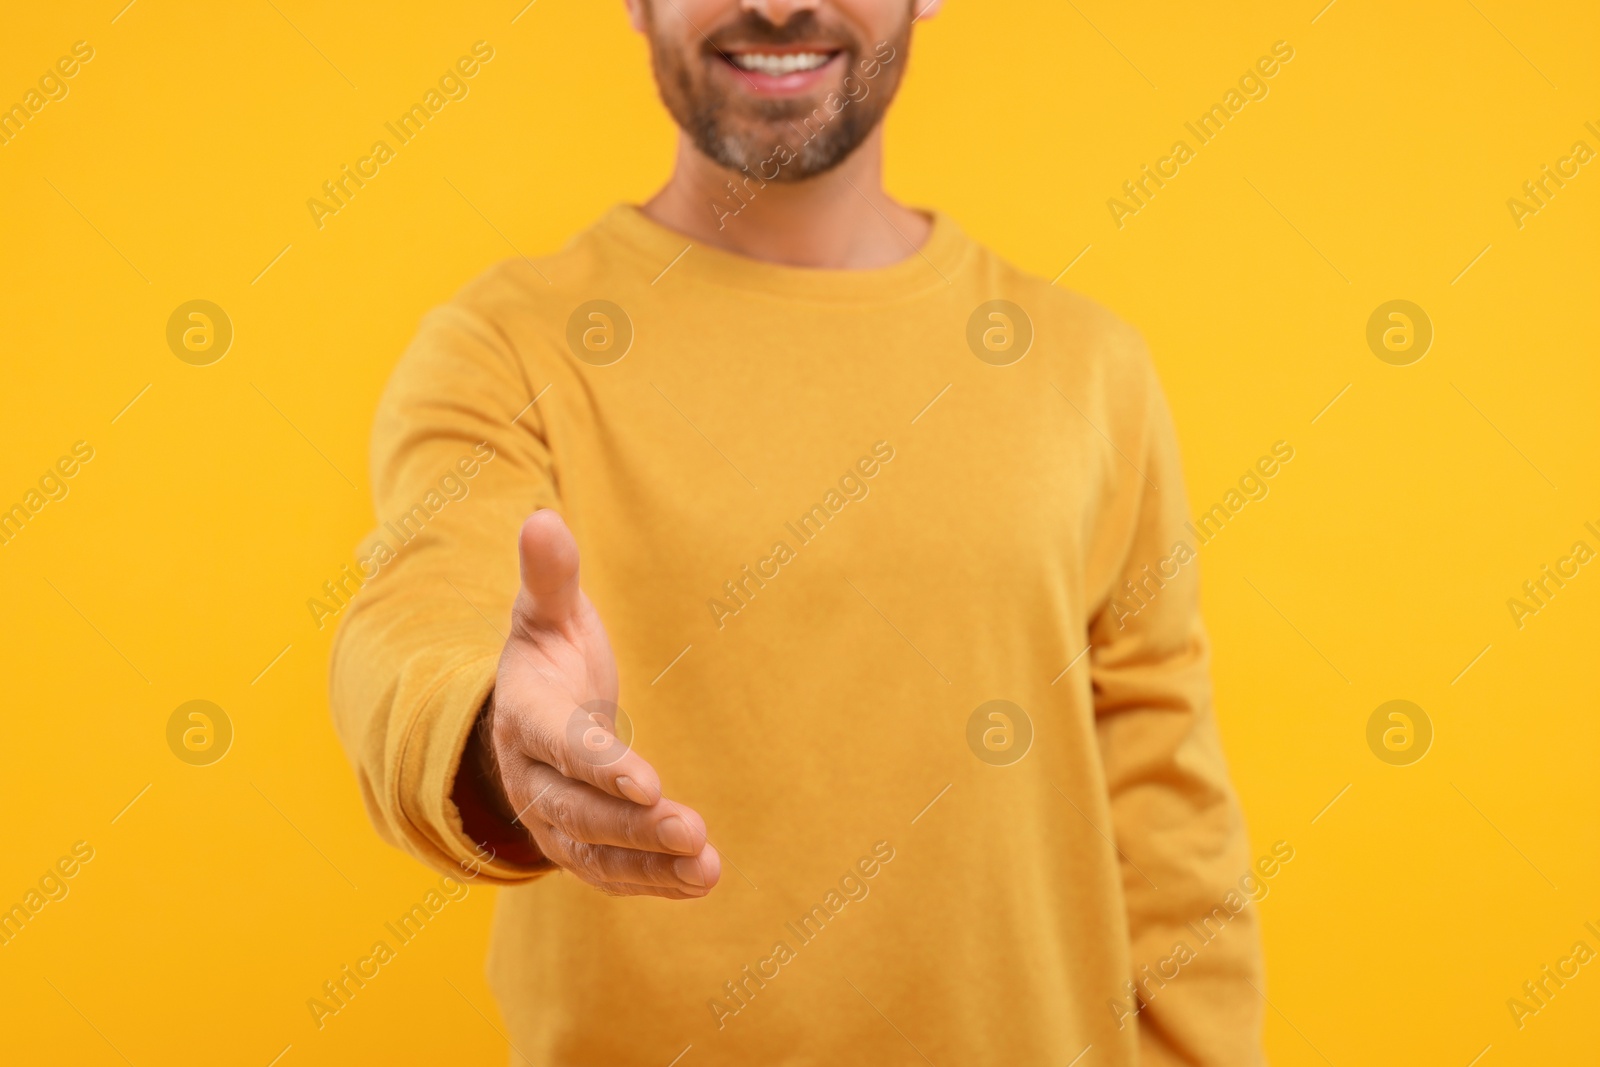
[592,202,972,304]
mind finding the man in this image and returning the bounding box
[331,0,1266,1063]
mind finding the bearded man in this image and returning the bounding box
[331,2,1266,1063]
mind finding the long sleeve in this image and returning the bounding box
[329,285,558,885]
[1088,365,1266,1065]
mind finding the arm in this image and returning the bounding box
[328,299,556,884]
[329,293,718,895]
[1088,367,1266,1065]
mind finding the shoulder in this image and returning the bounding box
[438,227,605,339]
[395,212,628,394]
[968,241,1155,378]
[963,240,1164,424]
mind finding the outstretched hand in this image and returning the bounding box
[474,509,720,899]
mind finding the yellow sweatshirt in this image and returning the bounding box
[330,205,1265,1065]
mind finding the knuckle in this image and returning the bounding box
[637,850,673,883]
[540,790,582,837]
[522,713,562,763]
[507,595,538,642]
[534,828,573,869]
[626,808,665,848]
[565,838,604,874]
[596,808,633,848]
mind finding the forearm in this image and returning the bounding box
[328,293,562,883]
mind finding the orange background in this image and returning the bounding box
[1,1,1596,1063]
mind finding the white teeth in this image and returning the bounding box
[731,51,831,75]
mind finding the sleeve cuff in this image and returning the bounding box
[395,650,555,886]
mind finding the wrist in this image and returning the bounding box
[453,692,543,867]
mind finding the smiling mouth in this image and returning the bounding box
[724,50,840,76]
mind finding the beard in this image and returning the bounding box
[644,7,912,182]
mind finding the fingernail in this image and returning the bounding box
[657,815,693,854]
[674,855,707,887]
[616,775,650,805]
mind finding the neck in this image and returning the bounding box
[640,126,932,270]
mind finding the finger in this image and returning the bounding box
[563,837,720,892]
[521,767,705,854]
[590,882,708,900]
[504,693,662,806]
[516,509,583,631]
[490,677,663,806]
[539,832,721,894]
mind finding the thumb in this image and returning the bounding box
[517,509,583,630]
